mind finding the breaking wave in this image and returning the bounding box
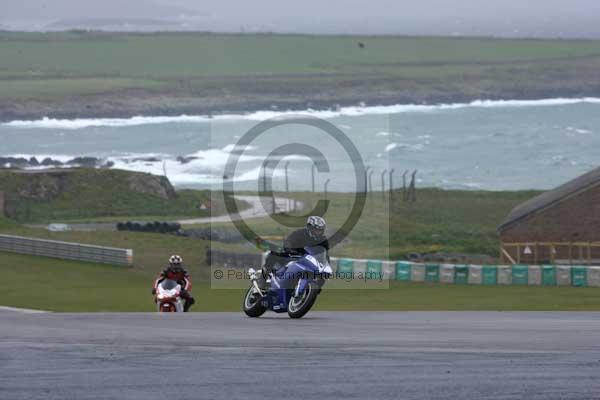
[5,98,600,130]
[1,144,273,186]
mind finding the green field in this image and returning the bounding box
[2,31,600,119]
[6,188,600,312]
[196,189,541,259]
[2,252,600,312]
[3,32,600,78]
[0,188,538,266]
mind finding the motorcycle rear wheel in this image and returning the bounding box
[243,286,267,318]
[287,281,318,319]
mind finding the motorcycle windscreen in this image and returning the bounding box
[159,279,179,290]
[305,245,327,266]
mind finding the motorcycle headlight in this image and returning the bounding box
[248,268,257,280]
[318,263,333,275]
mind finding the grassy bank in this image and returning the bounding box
[0,227,214,280]
[2,32,600,120]
[193,189,541,259]
[0,188,539,265]
[3,188,599,312]
[2,252,599,312]
[0,169,224,223]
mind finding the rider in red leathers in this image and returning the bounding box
[152,255,195,312]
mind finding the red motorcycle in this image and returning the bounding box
[155,279,184,312]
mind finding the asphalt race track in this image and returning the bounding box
[1,311,600,400]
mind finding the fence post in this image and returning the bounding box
[380,169,387,199]
[409,170,417,203]
[284,161,291,212]
[402,170,408,201]
[284,161,290,193]
[0,191,5,217]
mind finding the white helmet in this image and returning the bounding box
[306,216,326,240]
[169,255,183,266]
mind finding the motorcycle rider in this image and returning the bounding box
[152,255,195,312]
[258,216,329,288]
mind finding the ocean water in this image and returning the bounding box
[2,98,600,192]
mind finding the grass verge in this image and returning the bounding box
[189,189,541,259]
[1,252,599,312]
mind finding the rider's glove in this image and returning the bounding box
[151,288,156,295]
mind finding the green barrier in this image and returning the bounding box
[454,265,469,285]
[542,265,557,286]
[482,266,498,285]
[366,260,383,280]
[571,266,588,287]
[337,259,354,275]
[512,265,529,285]
[425,264,440,282]
[395,262,412,281]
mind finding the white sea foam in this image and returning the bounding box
[384,143,398,152]
[566,126,592,135]
[108,144,265,184]
[221,144,257,153]
[3,115,216,130]
[2,144,288,186]
[384,142,424,152]
[5,97,600,130]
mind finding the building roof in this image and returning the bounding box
[499,166,600,232]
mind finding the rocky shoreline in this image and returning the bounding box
[2,85,600,123]
[0,156,114,169]
[0,155,202,170]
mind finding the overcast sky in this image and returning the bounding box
[1,0,600,38]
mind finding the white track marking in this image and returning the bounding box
[0,306,49,314]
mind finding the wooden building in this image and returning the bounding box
[498,167,600,265]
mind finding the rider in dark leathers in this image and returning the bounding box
[259,216,329,287]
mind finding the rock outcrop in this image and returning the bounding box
[0,168,177,219]
[125,173,176,200]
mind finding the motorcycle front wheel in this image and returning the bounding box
[243,286,267,318]
[287,281,319,319]
[158,302,177,312]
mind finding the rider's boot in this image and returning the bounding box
[183,296,195,312]
[180,289,195,312]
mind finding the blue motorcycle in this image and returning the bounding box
[243,246,332,319]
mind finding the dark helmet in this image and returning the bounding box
[306,216,326,240]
